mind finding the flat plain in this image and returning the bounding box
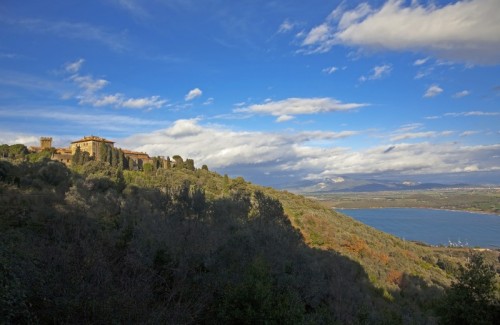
[309,188,500,215]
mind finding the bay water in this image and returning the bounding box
[336,208,500,248]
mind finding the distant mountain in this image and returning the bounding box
[285,175,473,193]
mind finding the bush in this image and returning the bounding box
[437,252,500,324]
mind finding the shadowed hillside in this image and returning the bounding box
[1,158,499,323]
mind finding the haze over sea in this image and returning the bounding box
[337,208,500,248]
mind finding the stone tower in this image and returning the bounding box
[40,137,53,149]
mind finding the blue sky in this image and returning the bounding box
[1,0,499,186]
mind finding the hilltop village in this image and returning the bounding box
[28,135,197,171]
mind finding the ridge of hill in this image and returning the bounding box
[1,157,499,323]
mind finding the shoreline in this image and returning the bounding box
[333,206,500,216]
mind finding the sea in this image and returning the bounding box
[336,208,500,248]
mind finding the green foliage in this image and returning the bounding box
[437,252,500,324]
[0,156,490,324]
[171,155,184,169]
[27,148,53,163]
[185,158,195,171]
[215,257,305,324]
[72,146,82,166]
[0,144,29,159]
[143,163,154,174]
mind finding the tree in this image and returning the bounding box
[185,158,195,171]
[72,146,82,166]
[98,143,108,162]
[143,163,153,174]
[438,252,500,324]
[172,155,184,169]
[8,144,29,159]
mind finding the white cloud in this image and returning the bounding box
[120,119,500,179]
[453,90,470,98]
[322,66,339,74]
[122,96,167,109]
[203,97,214,105]
[444,111,499,117]
[390,131,453,142]
[302,23,330,47]
[91,93,124,106]
[276,115,295,123]
[414,57,429,66]
[460,131,480,137]
[64,58,85,73]
[71,75,109,93]
[237,97,368,122]
[62,59,167,109]
[185,88,203,101]
[396,123,423,132]
[302,0,500,64]
[0,131,39,146]
[424,84,443,98]
[359,64,392,82]
[278,19,295,33]
[121,119,359,168]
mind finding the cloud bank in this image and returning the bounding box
[119,119,500,182]
[302,0,500,64]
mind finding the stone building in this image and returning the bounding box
[52,148,73,165]
[70,136,115,159]
[40,137,53,150]
[121,149,152,170]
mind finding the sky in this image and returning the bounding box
[0,0,499,187]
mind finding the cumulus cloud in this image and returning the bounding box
[0,131,39,146]
[120,119,500,182]
[359,64,392,82]
[185,88,203,101]
[424,84,443,98]
[301,0,500,64]
[237,97,368,122]
[120,119,359,168]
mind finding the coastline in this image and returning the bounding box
[333,206,500,216]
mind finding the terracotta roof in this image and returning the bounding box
[71,136,114,144]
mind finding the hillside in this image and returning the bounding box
[1,157,499,324]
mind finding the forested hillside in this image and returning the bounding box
[1,155,499,324]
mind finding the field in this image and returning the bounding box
[309,188,500,215]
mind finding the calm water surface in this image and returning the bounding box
[336,208,500,248]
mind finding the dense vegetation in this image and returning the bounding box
[1,146,499,324]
